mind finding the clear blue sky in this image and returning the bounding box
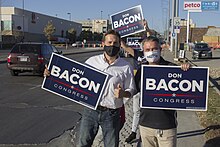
[2,0,220,33]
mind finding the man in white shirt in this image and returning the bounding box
[77,30,136,147]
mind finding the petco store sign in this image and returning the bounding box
[184,1,202,10]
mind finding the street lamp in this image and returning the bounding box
[22,0,25,41]
[101,10,103,20]
[67,12,71,21]
[87,18,91,31]
[100,11,103,33]
[0,0,2,48]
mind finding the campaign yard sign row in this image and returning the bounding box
[140,65,209,111]
[41,53,109,110]
[110,5,145,37]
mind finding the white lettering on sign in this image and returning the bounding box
[145,78,204,92]
[113,13,141,29]
[72,67,84,75]
[128,41,140,46]
[51,65,100,93]
[184,1,201,10]
[168,73,182,78]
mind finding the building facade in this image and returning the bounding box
[80,19,109,33]
[0,7,82,44]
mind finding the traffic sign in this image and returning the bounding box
[174,26,180,33]
[174,17,181,27]
[202,1,219,11]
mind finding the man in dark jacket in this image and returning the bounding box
[135,36,190,147]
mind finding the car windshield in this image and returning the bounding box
[195,43,208,49]
[11,44,40,54]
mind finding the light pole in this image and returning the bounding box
[101,11,103,20]
[67,12,71,21]
[0,0,2,48]
[100,11,103,33]
[87,18,91,31]
[22,0,25,41]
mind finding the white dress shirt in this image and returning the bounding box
[85,54,136,109]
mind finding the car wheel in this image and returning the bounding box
[10,70,18,76]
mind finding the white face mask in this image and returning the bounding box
[143,50,161,63]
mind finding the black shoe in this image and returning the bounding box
[125,132,136,143]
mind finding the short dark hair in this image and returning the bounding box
[143,36,160,44]
[141,36,161,49]
[102,30,121,43]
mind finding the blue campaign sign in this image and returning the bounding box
[110,5,145,37]
[202,1,219,11]
[126,37,142,50]
[140,65,209,111]
[41,53,109,110]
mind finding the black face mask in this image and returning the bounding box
[103,45,120,57]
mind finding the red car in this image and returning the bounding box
[7,42,62,76]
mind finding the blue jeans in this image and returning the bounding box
[77,107,121,147]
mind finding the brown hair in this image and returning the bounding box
[141,36,161,49]
[102,30,121,43]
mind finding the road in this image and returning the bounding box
[0,50,102,146]
[0,47,219,147]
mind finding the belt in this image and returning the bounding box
[97,105,115,111]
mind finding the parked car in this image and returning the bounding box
[72,41,82,47]
[192,43,212,59]
[7,42,62,76]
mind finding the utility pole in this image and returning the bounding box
[167,0,170,44]
[174,0,179,59]
[22,0,25,42]
[0,0,2,48]
[170,0,179,61]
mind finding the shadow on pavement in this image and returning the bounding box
[203,136,220,147]
[177,125,220,139]
[209,76,220,92]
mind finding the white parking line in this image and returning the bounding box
[29,85,41,90]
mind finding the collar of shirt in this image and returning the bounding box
[102,53,120,65]
[85,54,136,109]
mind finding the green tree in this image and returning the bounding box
[43,21,55,42]
[77,31,103,42]
[66,28,77,43]
[78,30,92,41]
